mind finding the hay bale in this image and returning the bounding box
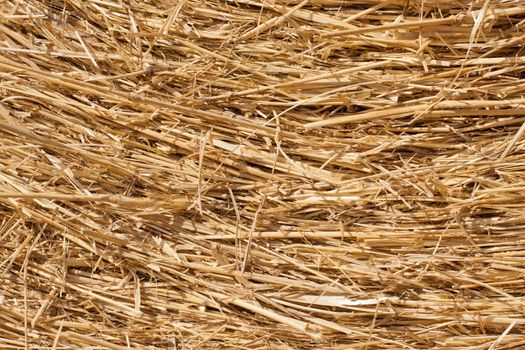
[0,0,524,348]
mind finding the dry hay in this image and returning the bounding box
[0,0,525,349]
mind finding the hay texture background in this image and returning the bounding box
[1,0,525,349]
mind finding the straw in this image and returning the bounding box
[0,0,524,348]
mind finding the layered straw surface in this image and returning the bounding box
[1,0,525,349]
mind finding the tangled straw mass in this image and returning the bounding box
[1,0,525,349]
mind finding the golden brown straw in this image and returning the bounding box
[1,0,525,349]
